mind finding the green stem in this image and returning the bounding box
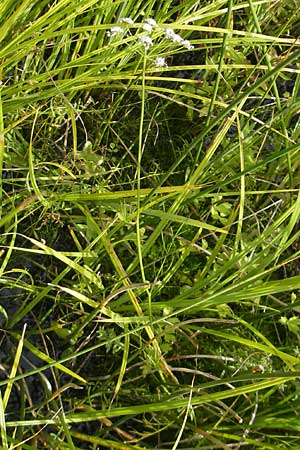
[137,52,153,322]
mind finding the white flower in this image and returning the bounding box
[173,34,184,44]
[138,35,153,50]
[143,23,153,33]
[164,28,183,44]
[182,39,194,50]
[120,18,134,25]
[164,28,194,49]
[107,26,124,37]
[154,57,167,68]
[164,28,176,39]
[145,18,158,28]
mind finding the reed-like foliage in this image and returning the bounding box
[1,0,300,448]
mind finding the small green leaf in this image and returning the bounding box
[280,316,300,335]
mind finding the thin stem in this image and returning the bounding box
[137,54,147,284]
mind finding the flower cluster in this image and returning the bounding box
[154,56,167,68]
[138,35,153,51]
[106,26,124,37]
[142,18,159,34]
[164,28,194,50]
[106,17,194,53]
[120,18,134,25]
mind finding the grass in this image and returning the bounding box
[1,0,300,448]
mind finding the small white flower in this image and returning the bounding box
[173,34,184,44]
[154,57,167,68]
[106,26,124,37]
[164,28,194,49]
[145,18,158,28]
[165,28,176,39]
[181,39,194,50]
[143,23,153,33]
[164,28,183,44]
[120,18,134,25]
[138,35,153,50]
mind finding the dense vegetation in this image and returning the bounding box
[1,0,300,448]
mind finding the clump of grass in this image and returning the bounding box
[1,0,300,448]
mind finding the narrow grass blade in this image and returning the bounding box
[113,324,130,400]
[5,375,298,427]
[0,76,4,220]
[10,333,86,385]
[2,324,26,411]
[142,209,227,233]
[0,391,8,450]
